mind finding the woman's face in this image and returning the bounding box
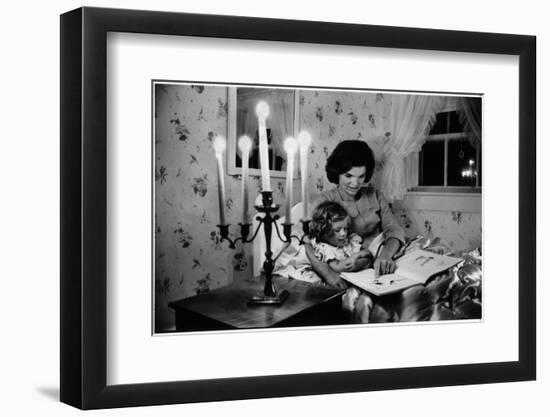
[338,166,367,199]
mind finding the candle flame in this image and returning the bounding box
[238,135,252,153]
[283,136,298,154]
[213,135,226,154]
[255,100,270,119]
[298,131,312,149]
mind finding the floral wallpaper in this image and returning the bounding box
[154,84,249,331]
[154,84,481,331]
[298,89,391,194]
[393,208,482,253]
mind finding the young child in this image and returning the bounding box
[274,201,375,322]
[309,201,373,272]
[274,201,371,281]
[309,201,376,323]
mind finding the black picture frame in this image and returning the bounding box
[60,6,536,410]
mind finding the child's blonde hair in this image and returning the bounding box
[310,201,349,242]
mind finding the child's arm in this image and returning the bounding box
[327,257,356,273]
[303,242,348,289]
[328,250,373,273]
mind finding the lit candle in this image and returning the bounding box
[298,131,312,219]
[283,137,298,223]
[255,100,271,191]
[238,135,252,224]
[213,135,227,226]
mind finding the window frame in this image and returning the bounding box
[406,106,481,194]
[226,86,301,178]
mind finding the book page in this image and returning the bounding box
[341,249,461,296]
[395,249,462,284]
[340,269,421,297]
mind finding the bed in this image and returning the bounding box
[253,203,482,323]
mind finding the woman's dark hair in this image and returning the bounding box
[310,201,349,241]
[325,140,376,184]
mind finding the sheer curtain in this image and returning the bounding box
[269,91,294,156]
[381,94,444,202]
[456,97,482,149]
[236,93,260,154]
[237,97,256,138]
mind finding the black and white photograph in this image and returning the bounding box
[1,0,541,414]
[154,82,483,333]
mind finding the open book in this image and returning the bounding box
[341,249,462,296]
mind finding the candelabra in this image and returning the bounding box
[217,191,310,305]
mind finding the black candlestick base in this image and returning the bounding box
[218,190,310,307]
[248,289,289,306]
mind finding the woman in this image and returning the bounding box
[305,140,406,289]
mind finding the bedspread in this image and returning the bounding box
[368,235,482,323]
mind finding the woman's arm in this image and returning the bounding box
[303,243,348,289]
[374,237,401,276]
[373,191,405,276]
[376,191,406,246]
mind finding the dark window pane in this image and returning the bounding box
[448,110,466,133]
[419,141,444,186]
[429,110,467,135]
[447,138,478,186]
[238,128,283,170]
[428,112,448,134]
[248,148,259,169]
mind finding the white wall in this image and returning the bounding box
[0,0,546,416]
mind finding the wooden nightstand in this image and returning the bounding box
[168,276,346,332]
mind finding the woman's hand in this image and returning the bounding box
[374,237,400,276]
[352,250,373,271]
[374,256,396,277]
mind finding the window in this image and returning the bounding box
[413,107,481,192]
[226,87,300,178]
[236,127,285,171]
